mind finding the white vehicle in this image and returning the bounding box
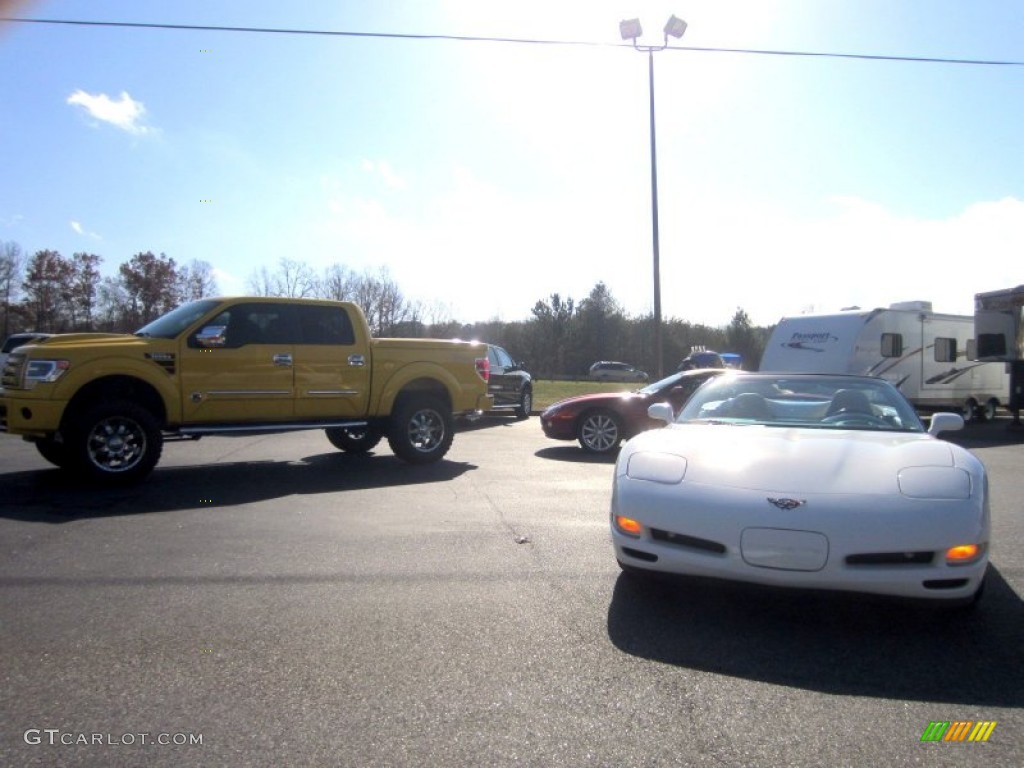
[0,332,52,370]
[759,301,1009,421]
[611,373,989,606]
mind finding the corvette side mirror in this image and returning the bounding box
[928,412,964,436]
[648,402,675,424]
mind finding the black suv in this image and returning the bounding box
[485,344,532,419]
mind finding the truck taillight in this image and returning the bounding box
[475,357,490,382]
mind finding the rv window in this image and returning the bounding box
[934,337,957,363]
[881,333,902,357]
[977,333,1007,359]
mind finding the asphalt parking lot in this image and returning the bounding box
[0,415,1021,766]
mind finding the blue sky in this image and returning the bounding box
[1,0,1022,327]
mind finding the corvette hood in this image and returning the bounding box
[624,425,957,494]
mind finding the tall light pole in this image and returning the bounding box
[619,15,687,379]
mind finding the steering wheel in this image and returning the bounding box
[821,411,890,427]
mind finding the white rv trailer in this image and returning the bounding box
[974,284,1024,424]
[759,301,1009,420]
[974,284,1024,361]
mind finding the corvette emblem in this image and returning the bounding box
[767,498,806,510]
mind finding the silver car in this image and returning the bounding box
[589,361,649,383]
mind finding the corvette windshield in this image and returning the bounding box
[676,374,924,432]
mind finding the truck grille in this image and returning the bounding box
[2,353,25,390]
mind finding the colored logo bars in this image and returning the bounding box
[921,721,997,742]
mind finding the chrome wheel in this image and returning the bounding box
[407,409,444,451]
[515,389,532,420]
[578,411,621,453]
[70,400,163,483]
[387,396,454,464]
[87,415,148,472]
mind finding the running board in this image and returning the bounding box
[176,419,368,436]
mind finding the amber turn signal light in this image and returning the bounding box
[614,515,643,536]
[945,544,981,564]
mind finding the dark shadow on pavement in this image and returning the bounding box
[0,452,477,523]
[534,446,618,464]
[942,416,1024,449]
[607,566,1024,707]
[456,415,523,433]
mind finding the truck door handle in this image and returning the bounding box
[348,354,366,367]
[272,353,293,367]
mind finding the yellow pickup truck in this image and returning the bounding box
[0,297,493,483]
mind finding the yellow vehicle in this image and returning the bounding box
[0,297,493,483]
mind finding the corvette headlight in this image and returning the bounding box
[897,466,971,500]
[626,451,687,484]
[24,359,70,386]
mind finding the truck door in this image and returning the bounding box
[292,304,371,420]
[179,301,295,423]
[487,345,516,407]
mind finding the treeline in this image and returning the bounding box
[448,283,771,378]
[1,242,771,376]
[0,242,217,337]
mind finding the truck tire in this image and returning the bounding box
[515,387,533,420]
[982,399,999,422]
[35,437,72,468]
[67,399,163,483]
[387,396,454,464]
[325,425,383,454]
[962,398,979,423]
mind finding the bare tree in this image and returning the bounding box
[0,240,25,337]
[247,258,318,298]
[95,276,130,332]
[318,263,358,301]
[247,265,275,297]
[178,259,219,301]
[350,267,413,336]
[275,257,318,298]
[70,252,102,330]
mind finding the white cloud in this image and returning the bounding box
[66,89,151,135]
[655,195,1024,326]
[305,172,1024,327]
[69,220,101,240]
[361,159,408,191]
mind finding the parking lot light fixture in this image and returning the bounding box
[619,18,642,41]
[618,15,687,379]
[664,15,688,39]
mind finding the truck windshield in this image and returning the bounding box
[135,299,221,339]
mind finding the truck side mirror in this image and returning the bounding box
[195,325,228,348]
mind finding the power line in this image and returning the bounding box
[3,16,1024,67]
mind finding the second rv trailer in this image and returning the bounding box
[759,301,1009,420]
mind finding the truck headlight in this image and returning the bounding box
[24,359,70,385]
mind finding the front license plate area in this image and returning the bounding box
[740,527,829,571]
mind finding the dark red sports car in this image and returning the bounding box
[539,368,728,454]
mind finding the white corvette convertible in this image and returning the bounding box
[611,373,989,605]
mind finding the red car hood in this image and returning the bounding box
[546,391,641,412]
